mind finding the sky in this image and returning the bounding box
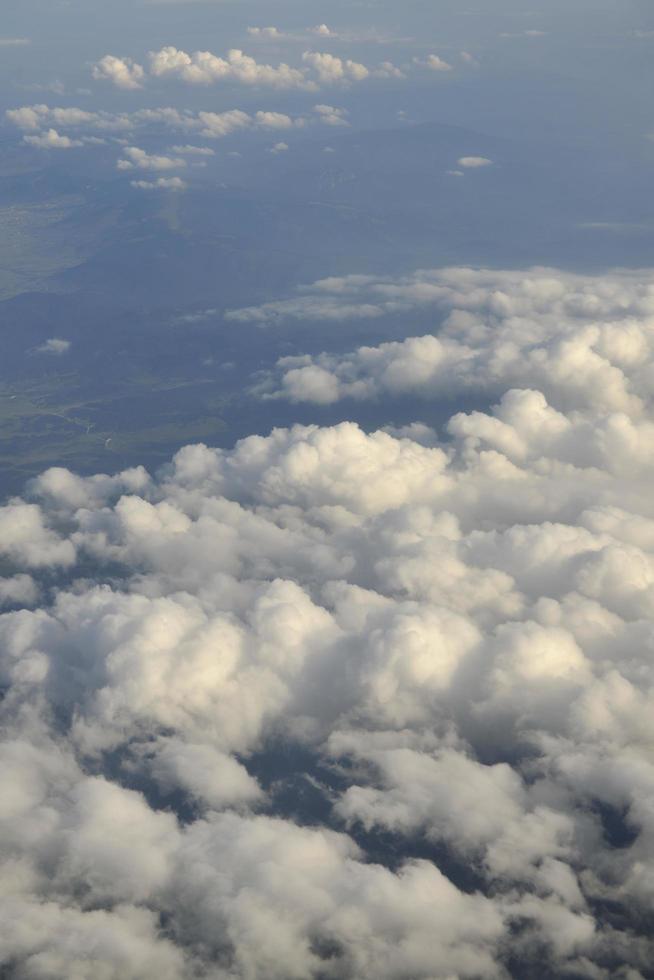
[1,2,654,979]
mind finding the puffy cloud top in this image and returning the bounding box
[2,268,654,976]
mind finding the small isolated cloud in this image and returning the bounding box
[196,109,252,138]
[92,55,145,90]
[458,155,493,168]
[254,110,296,130]
[24,129,82,150]
[169,145,215,156]
[117,146,186,172]
[313,104,349,126]
[246,26,284,40]
[35,338,71,355]
[302,50,369,84]
[0,37,30,47]
[447,169,465,177]
[269,141,289,154]
[373,61,406,79]
[460,50,479,67]
[414,54,453,72]
[131,176,187,190]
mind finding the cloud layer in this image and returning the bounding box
[5,102,348,158]
[91,46,383,93]
[2,268,654,976]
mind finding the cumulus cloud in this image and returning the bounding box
[130,176,187,191]
[23,128,82,149]
[247,26,285,40]
[4,267,654,975]
[148,45,311,89]
[7,103,196,136]
[458,155,494,168]
[5,103,316,150]
[414,54,453,71]
[168,144,215,156]
[92,55,146,90]
[373,61,406,79]
[302,50,369,84]
[117,146,186,172]
[313,103,349,126]
[251,268,654,422]
[247,24,392,45]
[128,43,374,91]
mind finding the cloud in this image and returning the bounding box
[4,267,654,974]
[373,61,406,79]
[130,176,187,191]
[246,24,402,45]
[0,37,30,47]
[117,146,186,171]
[245,268,654,420]
[148,46,310,89]
[195,108,253,138]
[168,144,215,156]
[254,110,296,130]
[23,129,82,149]
[0,575,39,609]
[313,103,349,126]
[34,338,71,354]
[414,54,453,72]
[458,155,493,168]
[247,26,285,40]
[7,104,192,135]
[5,104,313,149]
[92,55,145,90]
[302,50,369,84]
[269,141,289,154]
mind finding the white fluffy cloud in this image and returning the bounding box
[313,103,349,126]
[91,46,378,92]
[23,128,82,149]
[234,267,654,422]
[148,45,310,89]
[414,54,453,71]
[92,55,146,90]
[3,268,654,975]
[117,146,186,172]
[6,103,336,151]
[302,51,369,84]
